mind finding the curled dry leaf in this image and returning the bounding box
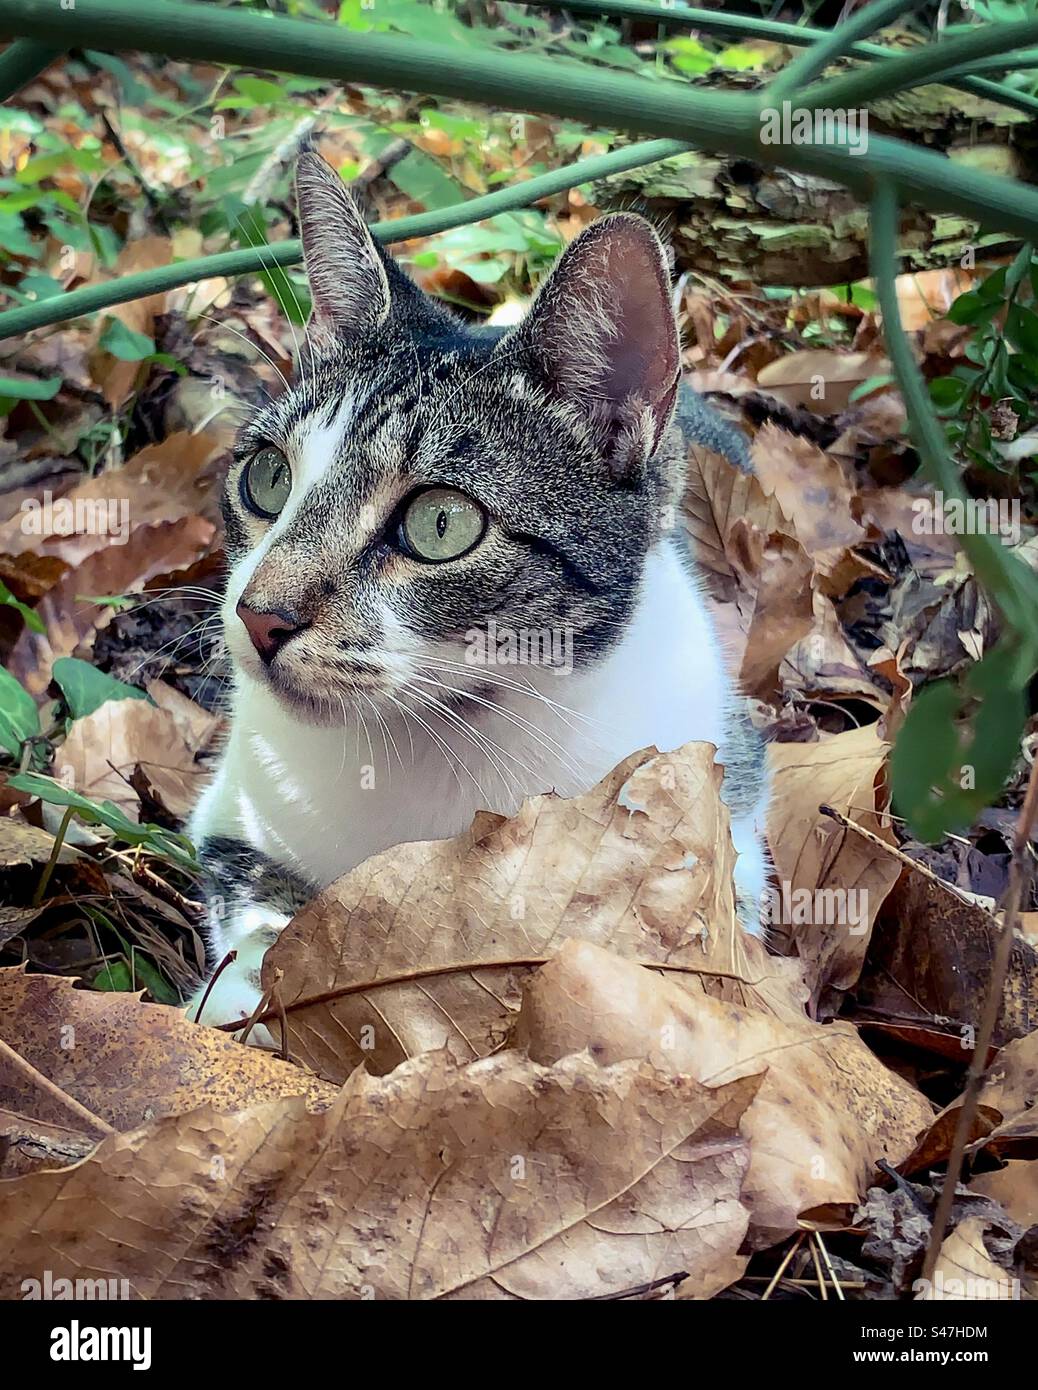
[681,437,815,695]
[0,967,336,1135]
[750,422,874,595]
[261,741,802,1083]
[0,431,226,568]
[859,873,1038,1048]
[513,939,934,1249]
[54,682,223,821]
[767,723,901,1010]
[0,1108,98,1180]
[8,516,216,696]
[0,1050,758,1301]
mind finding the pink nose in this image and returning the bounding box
[236,601,303,662]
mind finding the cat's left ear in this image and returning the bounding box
[502,214,680,479]
[295,148,390,340]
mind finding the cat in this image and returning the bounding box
[187,147,770,1035]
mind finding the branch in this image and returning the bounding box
[0,136,691,339]
[0,36,57,101]
[518,0,1038,118]
[806,16,1038,110]
[767,0,927,101]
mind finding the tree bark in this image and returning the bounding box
[593,87,1038,287]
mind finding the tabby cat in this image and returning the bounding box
[188,148,769,1033]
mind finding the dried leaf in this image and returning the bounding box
[0,1049,758,1301]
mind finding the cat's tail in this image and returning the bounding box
[676,381,752,474]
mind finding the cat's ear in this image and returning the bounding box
[295,149,390,339]
[504,214,680,478]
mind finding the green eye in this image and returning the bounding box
[401,487,485,562]
[242,447,292,519]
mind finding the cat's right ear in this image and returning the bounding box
[295,149,391,340]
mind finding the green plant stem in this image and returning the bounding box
[0,137,690,339]
[32,802,73,906]
[869,177,1038,641]
[518,0,1038,117]
[807,17,1038,111]
[767,0,926,100]
[0,36,57,100]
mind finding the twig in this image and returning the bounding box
[809,1233,829,1301]
[588,1270,688,1300]
[350,136,412,192]
[0,1034,115,1138]
[238,968,282,1046]
[191,949,236,1025]
[812,1233,845,1300]
[762,1232,805,1300]
[877,1157,933,1218]
[919,753,1038,1283]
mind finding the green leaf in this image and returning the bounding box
[928,375,968,410]
[5,773,198,871]
[127,951,181,1005]
[0,666,39,759]
[0,578,44,634]
[849,372,894,402]
[0,373,61,400]
[947,291,1002,326]
[716,45,769,72]
[99,317,155,362]
[94,960,134,992]
[51,657,149,720]
[891,643,1028,842]
[1006,303,1038,356]
[232,75,288,105]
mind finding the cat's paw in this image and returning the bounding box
[188,901,292,1048]
[187,964,276,1048]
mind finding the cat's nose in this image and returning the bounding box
[236,601,304,662]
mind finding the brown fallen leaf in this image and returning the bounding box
[735,530,817,700]
[513,939,933,1250]
[767,723,901,1010]
[968,1029,1038,1161]
[8,515,216,695]
[755,349,891,413]
[53,684,222,821]
[681,438,791,601]
[917,1217,1020,1300]
[0,431,226,567]
[261,742,801,1083]
[87,236,173,410]
[969,1162,1038,1230]
[0,814,71,870]
[0,1050,758,1301]
[750,422,873,594]
[858,873,1038,1048]
[0,1107,97,1179]
[680,436,816,695]
[0,967,336,1133]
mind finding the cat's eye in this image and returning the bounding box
[400,487,485,562]
[241,447,292,519]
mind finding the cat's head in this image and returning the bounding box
[220,149,684,722]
